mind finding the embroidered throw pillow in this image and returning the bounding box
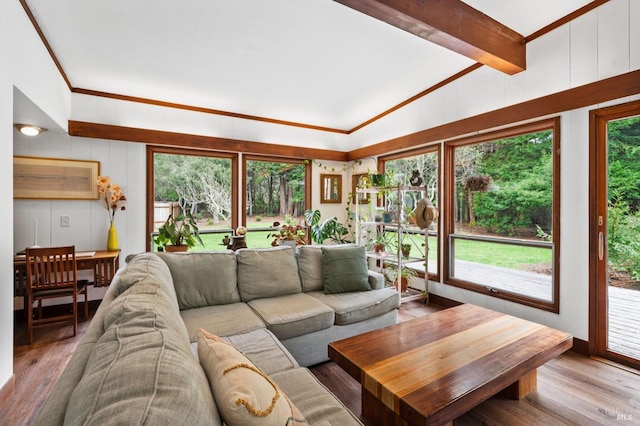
[197,328,306,426]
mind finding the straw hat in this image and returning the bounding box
[415,197,438,229]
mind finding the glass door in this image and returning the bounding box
[592,102,640,369]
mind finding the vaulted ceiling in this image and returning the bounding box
[22,0,595,132]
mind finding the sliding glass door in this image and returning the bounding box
[591,101,640,370]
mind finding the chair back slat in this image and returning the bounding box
[25,246,77,291]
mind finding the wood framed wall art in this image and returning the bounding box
[320,174,342,203]
[14,156,100,200]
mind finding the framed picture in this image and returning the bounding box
[320,174,342,204]
[351,173,370,204]
[14,156,100,200]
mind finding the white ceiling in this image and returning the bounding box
[23,0,593,131]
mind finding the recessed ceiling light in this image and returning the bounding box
[15,124,47,136]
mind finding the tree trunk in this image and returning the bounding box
[279,175,287,216]
[467,188,476,224]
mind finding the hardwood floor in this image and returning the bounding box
[1,305,95,425]
[2,301,639,425]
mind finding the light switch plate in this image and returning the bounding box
[60,215,70,227]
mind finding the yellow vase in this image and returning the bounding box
[107,222,119,251]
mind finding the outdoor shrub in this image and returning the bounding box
[608,194,640,280]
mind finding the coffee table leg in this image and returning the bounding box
[362,387,407,426]
[501,369,538,400]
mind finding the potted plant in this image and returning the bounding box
[369,171,386,187]
[304,209,351,245]
[372,228,390,253]
[401,242,412,258]
[404,205,416,225]
[153,211,204,252]
[267,221,307,247]
[385,264,417,293]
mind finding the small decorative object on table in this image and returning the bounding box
[230,226,248,251]
[97,176,126,251]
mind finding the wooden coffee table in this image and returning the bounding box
[328,304,572,425]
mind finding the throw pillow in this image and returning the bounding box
[197,329,306,426]
[321,245,371,294]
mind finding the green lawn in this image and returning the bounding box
[180,226,552,272]
[388,232,551,271]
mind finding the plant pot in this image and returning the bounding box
[373,243,385,253]
[401,243,412,258]
[279,239,297,247]
[165,244,189,252]
[370,173,386,187]
[394,277,408,293]
[382,212,394,223]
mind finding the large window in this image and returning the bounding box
[444,118,560,312]
[381,147,440,280]
[146,146,237,251]
[242,156,311,248]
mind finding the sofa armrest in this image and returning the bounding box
[367,270,385,290]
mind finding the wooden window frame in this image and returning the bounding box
[145,145,238,251]
[241,155,312,227]
[443,117,561,313]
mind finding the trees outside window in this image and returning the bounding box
[445,118,560,311]
[243,156,310,247]
[147,147,237,251]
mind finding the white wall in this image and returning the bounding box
[310,158,378,228]
[71,93,351,152]
[1,0,72,397]
[351,0,639,150]
[12,131,147,306]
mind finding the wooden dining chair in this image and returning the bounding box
[25,246,89,344]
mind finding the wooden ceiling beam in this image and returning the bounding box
[334,0,526,75]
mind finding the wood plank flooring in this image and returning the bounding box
[1,301,639,425]
[2,306,93,425]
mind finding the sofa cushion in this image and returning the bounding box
[236,247,302,302]
[270,368,363,425]
[197,329,306,426]
[247,293,335,340]
[156,251,240,309]
[112,252,180,310]
[180,302,266,342]
[297,245,324,292]
[64,283,218,426]
[224,329,299,376]
[308,288,400,325]
[321,245,371,294]
[102,277,191,344]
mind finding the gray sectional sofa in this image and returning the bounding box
[35,244,400,425]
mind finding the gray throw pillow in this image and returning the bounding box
[321,246,371,294]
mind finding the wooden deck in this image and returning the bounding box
[404,259,640,361]
[608,286,640,360]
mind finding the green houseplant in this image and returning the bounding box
[372,227,391,253]
[384,264,417,293]
[153,211,204,252]
[304,209,350,245]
